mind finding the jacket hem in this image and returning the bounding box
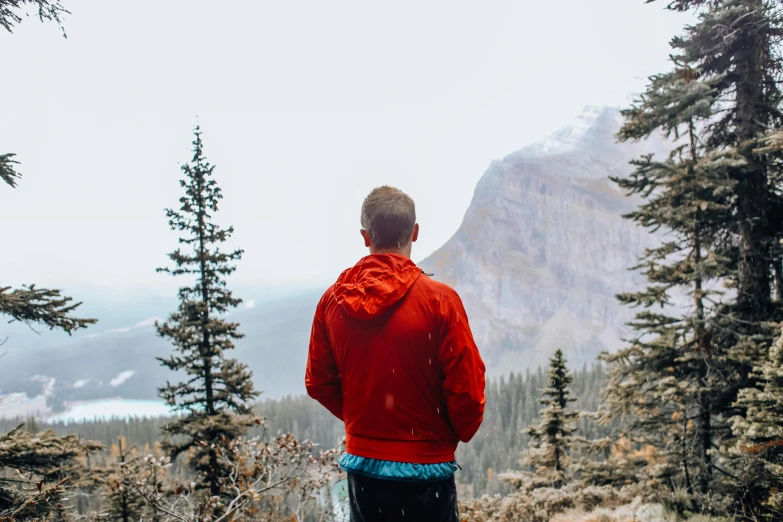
[346,433,458,464]
[339,466,456,483]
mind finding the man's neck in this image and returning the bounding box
[369,248,411,259]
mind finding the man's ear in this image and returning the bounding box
[411,223,419,243]
[361,229,372,248]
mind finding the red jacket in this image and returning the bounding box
[305,254,486,464]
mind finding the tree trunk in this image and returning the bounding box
[694,226,713,497]
[734,0,772,314]
[697,388,713,496]
[195,172,220,497]
[118,439,131,522]
[681,412,693,496]
[689,142,714,498]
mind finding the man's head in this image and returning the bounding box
[360,186,419,257]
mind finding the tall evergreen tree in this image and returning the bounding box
[156,126,259,497]
[650,0,783,313]
[0,5,92,340]
[0,9,101,518]
[605,1,783,515]
[106,438,146,522]
[0,424,102,518]
[730,329,783,520]
[504,349,578,489]
[649,0,783,424]
[604,56,735,509]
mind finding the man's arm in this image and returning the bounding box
[437,290,486,442]
[305,294,344,421]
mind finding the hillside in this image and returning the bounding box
[420,105,668,375]
[0,290,322,407]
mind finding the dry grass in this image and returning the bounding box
[549,502,731,522]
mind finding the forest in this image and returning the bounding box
[0,363,609,501]
[3,0,783,521]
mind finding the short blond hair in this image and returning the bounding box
[361,186,416,249]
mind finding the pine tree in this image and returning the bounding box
[652,0,783,312]
[156,126,259,498]
[2,121,95,340]
[0,284,96,339]
[0,7,102,517]
[0,153,21,188]
[106,438,146,522]
[650,0,783,414]
[504,349,579,489]
[2,1,68,190]
[604,1,783,515]
[0,0,69,36]
[0,424,103,518]
[604,54,736,509]
[730,329,783,520]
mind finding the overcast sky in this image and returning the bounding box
[1,1,689,298]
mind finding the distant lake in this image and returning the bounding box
[48,399,176,424]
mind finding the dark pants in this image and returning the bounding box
[346,473,459,522]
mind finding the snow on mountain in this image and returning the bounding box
[420,106,665,376]
[510,105,670,178]
[518,105,622,157]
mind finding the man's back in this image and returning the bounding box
[306,253,486,464]
[305,185,485,522]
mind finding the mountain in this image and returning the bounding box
[420,105,668,377]
[0,106,665,407]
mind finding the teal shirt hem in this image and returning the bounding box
[338,453,458,482]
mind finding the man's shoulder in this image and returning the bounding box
[318,283,337,305]
[416,272,461,300]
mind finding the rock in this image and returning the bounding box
[420,106,666,376]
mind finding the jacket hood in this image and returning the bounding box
[333,254,423,320]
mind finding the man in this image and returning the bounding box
[306,186,486,522]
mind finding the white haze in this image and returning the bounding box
[0,0,689,295]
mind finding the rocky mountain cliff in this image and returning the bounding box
[420,106,668,376]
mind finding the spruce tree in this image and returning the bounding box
[2,1,68,189]
[605,1,783,514]
[0,0,68,36]
[1,284,96,338]
[0,10,100,517]
[605,56,735,508]
[730,329,783,520]
[106,438,146,522]
[646,0,783,420]
[2,160,95,346]
[650,0,783,313]
[0,424,103,518]
[2,169,95,338]
[505,349,578,489]
[0,153,21,188]
[156,126,259,497]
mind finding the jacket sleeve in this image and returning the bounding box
[437,290,486,442]
[305,294,344,421]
